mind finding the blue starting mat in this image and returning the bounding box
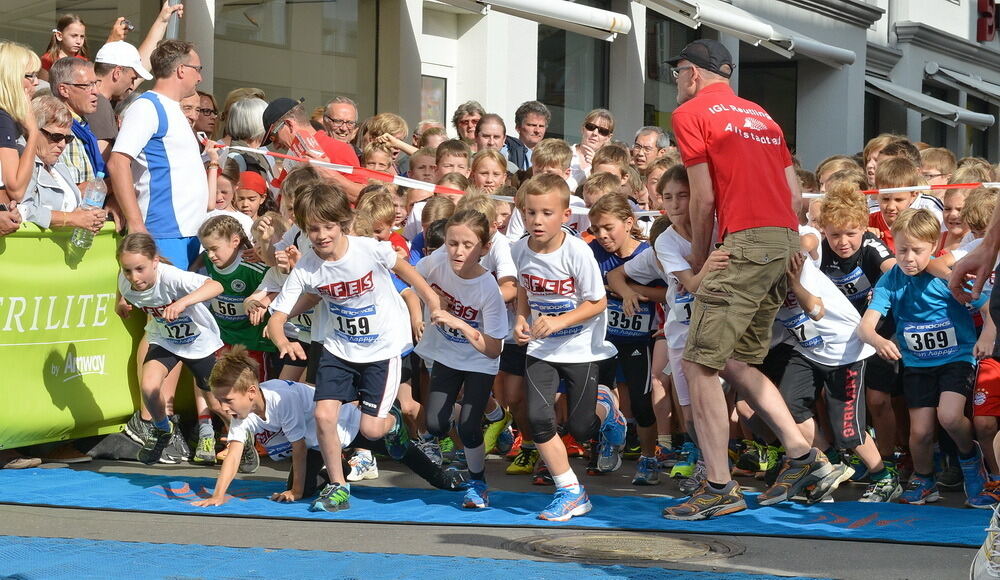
[0,468,989,547]
[0,536,829,580]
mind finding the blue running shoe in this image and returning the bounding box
[496,427,515,456]
[463,479,489,509]
[596,387,626,473]
[960,442,990,499]
[538,487,592,521]
[383,404,410,460]
[670,442,700,479]
[632,456,660,486]
[310,482,351,512]
[898,475,940,505]
[847,453,869,482]
[968,480,1000,509]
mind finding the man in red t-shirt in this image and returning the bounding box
[262,97,364,204]
[662,40,845,521]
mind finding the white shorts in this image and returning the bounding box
[667,347,690,406]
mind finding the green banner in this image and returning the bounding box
[0,223,143,449]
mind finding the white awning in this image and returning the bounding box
[865,75,995,129]
[639,0,855,68]
[924,62,1000,107]
[431,0,632,42]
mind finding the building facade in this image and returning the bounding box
[4,0,1000,169]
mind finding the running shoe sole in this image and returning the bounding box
[537,500,592,522]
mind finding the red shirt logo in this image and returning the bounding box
[521,274,575,296]
[317,272,374,299]
[432,283,480,321]
[142,305,167,318]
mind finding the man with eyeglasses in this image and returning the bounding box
[631,126,670,175]
[50,57,103,185]
[323,96,360,153]
[108,40,208,270]
[89,41,153,158]
[661,39,846,521]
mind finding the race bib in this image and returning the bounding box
[212,295,247,322]
[158,315,200,345]
[829,266,872,303]
[530,299,581,338]
[902,319,958,360]
[781,311,824,349]
[606,299,652,338]
[437,319,477,344]
[290,309,314,333]
[328,302,378,344]
[671,292,694,326]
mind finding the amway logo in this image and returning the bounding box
[55,353,106,382]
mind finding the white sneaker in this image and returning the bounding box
[347,450,379,481]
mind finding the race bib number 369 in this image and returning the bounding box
[902,319,958,360]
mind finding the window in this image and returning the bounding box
[921,83,949,147]
[644,11,698,131]
[965,95,991,158]
[537,0,611,141]
[739,61,798,153]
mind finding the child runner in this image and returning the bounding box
[191,347,467,508]
[267,182,445,512]
[116,233,224,465]
[587,194,661,481]
[858,209,991,505]
[511,174,624,521]
[416,210,508,508]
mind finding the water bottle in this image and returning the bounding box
[70,171,107,249]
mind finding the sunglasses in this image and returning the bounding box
[584,122,611,137]
[40,127,75,144]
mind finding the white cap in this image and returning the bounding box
[94,41,152,80]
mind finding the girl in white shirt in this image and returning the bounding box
[416,209,508,509]
[115,233,224,465]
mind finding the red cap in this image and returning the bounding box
[239,171,268,196]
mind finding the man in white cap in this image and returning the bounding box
[88,41,153,156]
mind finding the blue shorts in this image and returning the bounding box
[315,348,401,418]
[155,236,201,271]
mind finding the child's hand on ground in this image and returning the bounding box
[270,489,302,503]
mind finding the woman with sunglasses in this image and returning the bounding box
[570,109,615,190]
[18,95,105,233]
[0,42,43,205]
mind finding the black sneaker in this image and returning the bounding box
[137,423,174,465]
[124,411,152,444]
[383,405,410,460]
[662,481,746,520]
[310,482,350,512]
[166,416,190,462]
[758,448,838,506]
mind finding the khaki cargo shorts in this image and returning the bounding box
[683,227,799,371]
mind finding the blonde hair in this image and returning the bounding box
[591,143,631,175]
[920,147,956,177]
[436,172,470,192]
[421,195,456,224]
[0,42,41,124]
[874,157,924,189]
[863,133,901,164]
[470,149,508,174]
[209,345,260,393]
[815,155,861,180]
[531,138,573,170]
[456,193,498,224]
[361,142,394,165]
[951,163,992,185]
[436,139,471,164]
[588,193,645,240]
[962,187,1000,233]
[198,215,253,250]
[355,191,396,227]
[447,209,491,246]
[365,112,409,140]
[583,108,615,134]
[521,173,571,208]
[352,211,374,237]
[583,172,621,201]
[817,182,868,230]
[891,208,940,244]
[825,168,869,192]
[31,95,71,128]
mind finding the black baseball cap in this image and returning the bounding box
[262,97,304,146]
[666,39,734,79]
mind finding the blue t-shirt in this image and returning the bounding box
[868,265,987,367]
[589,239,661,343]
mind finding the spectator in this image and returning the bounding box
[452,100,485,144]
[570,108,615,189]
[0,203,20,236]
[180,92,201,128]
[323,96,360,150]
[412,119,443,148]
[0,41,42,204]
[194,90,217,136]
[261,97,364,204]
[225,97,274,181]
[38,14,89,82]
[631,126,670,174]
[89,41,152,156]
[216,87,265,141]
[505,100,549,171]
[19,95,105,233]
[107,39,209,270]
[474,114,517,173]
[49,57,102,182]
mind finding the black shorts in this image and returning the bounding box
[779,352,867,449]
[400,352,415,385]
[281,339,310,368]
[757,342,794,386]
[305,341,324,384]
[144,344,216,391]
[314,348,400,418]
[499,342,527,377]
[902,361,974,408]
[865,354,903,396]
